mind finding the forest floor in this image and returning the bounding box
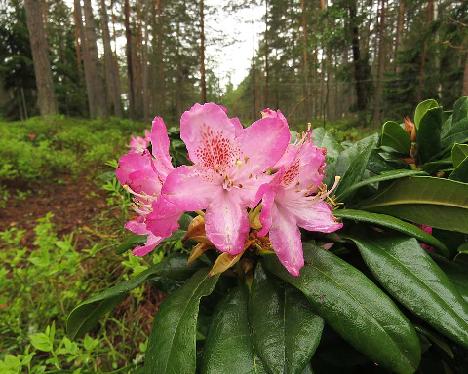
[0,177,106,249]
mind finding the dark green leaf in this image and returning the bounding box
[449,158,468,182]
[380,121,410,154]
[144,269,218,374]
[67,254,201,339]
[263,243,420,374]
[334,134,378,201]
[414,99,439,129]
[416,107,443,164]
[359,176,468,234]
[115,234,146,255]
[451,143,468,168]
[441,96,468,149]
[202,285,268,374]
[348,233,468,348]
[250,264,324,374]
[433,255,468,304]
[335,169,425,203]
[334,209,448,255]
[313,128,342,186]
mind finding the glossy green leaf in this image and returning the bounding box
[250,264,324,374]
[433,256,468,304]
[441,96,468,149]
[202,285,268,374]
[449,158,468,182]
[360,176,468,234]
[67,255,202,339]
[451,143,468,168]
[334,209,448,255]
[416,107,443,164]
[313,127,342,186]
[334,134,378,200]
[381,121,410,154]
[348,233,468,348]
[263,243,420,374]
[144,269,218,374]
[335,169,425,202]
[115,234,146,254]
[414,99,439,129]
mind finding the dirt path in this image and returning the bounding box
[0,177,106,247]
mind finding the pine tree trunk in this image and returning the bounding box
[151,0,164,114]
[125,0,135,118]
[199,0,207,103]
[83,0,108,117]
[301,0,310,120]
[99,0,122,116]
[464,47,468,96]
[24,0,58,116]
[372,0,387,126]
[394,0,405,73]
[133,2,144,118]
[264,0,269,107]
[349,0,369,113]
[416,0,434,101]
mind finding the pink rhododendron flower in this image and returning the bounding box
[255,127,343,276]
[158,103,291,254]
[420,224,434,252]
[129,130,150,154]
[116,118,177,255]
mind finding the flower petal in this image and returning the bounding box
[269,205,304,277]
[204,191,250,255]
[125,218,163,256]
[293,200,343,234]
[161,166,216,211]
[150,117,173,179]
[180,103,240,169]
[238,116,290,172]
[116,152,161,196]
[146,196,181,237]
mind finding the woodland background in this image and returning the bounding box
[1,0,467,126]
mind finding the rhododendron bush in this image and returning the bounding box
[68,98,468,373]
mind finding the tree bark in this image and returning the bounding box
[125,0,136,118]
[151,0,164,114]
[24,0,58,116]
[416,0,434,101]
[394,0,405,73]
[83,0,108,117]
[372,0,387,126]
[199,0,207,102]
[301,0,310,120]
[264,0,269,106]
[348,0,369,113]
[99,0,122,116]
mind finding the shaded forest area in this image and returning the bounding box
[0,0,467,126]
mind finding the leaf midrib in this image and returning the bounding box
[305,261,412,368]
[361,240,468,330]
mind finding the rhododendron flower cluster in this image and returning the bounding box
[116,103,342,276]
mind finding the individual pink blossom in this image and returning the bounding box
[158,103,291,254]
[116,118,178,256]
[419,224,434,252]
[255,126,342,277]
[129,130,151,154]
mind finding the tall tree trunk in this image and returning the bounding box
[24,0,58,116]
[394,0,405,73]
[133,2,144,118]
[72,1,83,80]
[99,0,122,116]
[83,0,108,117]
[464,48,468,96]
[199,0,207,103]
[141,0,150,121]
[125,0,136,118]
[349,0,369,113]
[301,0,310,120]
[151,0,164,114]
[416,0,434,101]
[372,0,387,126]
[264,0,269,106]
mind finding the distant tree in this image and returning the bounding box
[24,0,58,116]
